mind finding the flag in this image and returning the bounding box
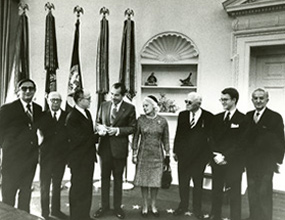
[96,16,109,111]
[119,18,136,100]
[5,12,29,103]
[66,19,83,112]
[44,10,58,110]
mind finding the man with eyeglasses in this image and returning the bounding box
[37,91,68,220]
[242,88,284,220]
[206,88,245,220]
[65,89,98,220]
[0,79,42,213]
[173,92,213,219]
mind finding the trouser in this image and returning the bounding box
[2,162,37,213]
[247,168,273,220]
[211,164,242,220]
[40,161,65,216]
[177,159,206,213]
[100,152,126,210]
[69,162,94,220]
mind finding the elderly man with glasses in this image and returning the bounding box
[37,91,69,220]
[0,79,42,213]
[173,92,213,219]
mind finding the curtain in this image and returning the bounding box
[0,0,20,106]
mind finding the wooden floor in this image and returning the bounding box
[1,181,285,220]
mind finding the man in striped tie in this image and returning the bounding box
[173,92,213,219]
[0,79,42,213]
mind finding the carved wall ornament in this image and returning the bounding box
[141,32,199,62]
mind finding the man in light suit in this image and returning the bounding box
[65,89,97,220]
[173,92,213,219]
[38,92,68,220]
[94,82,136,219]
[0,79,42,213]
[243,88,284,220]
[206,88,245,220]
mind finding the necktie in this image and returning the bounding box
[85,109,90,120]
[190,113,195,128]
[53,111,57,121]
[254,112,260,123]
[111,105,118,125]
[26,103,33,122]
[224,112,230,123]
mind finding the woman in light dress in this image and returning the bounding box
[132,95,170,217]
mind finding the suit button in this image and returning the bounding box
[31,141,33,145]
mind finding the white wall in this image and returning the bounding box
[22,0,233,116]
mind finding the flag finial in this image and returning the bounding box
[74,5,84,19]
[19,3,29,15]
[45,2,55,11]
[124,8,134,19]
[100,7,109,18]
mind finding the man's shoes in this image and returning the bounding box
[114,208,125,219]
[204,214,222,220]
[194,211,205,219]
[141,210,148,218]
[93,207,109,218]
[151,210,160,217]
[51,210,68,219]
[173,207,187,216]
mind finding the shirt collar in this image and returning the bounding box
[191,108,202,119]
[255,107,266,116]
[112,100,123,110]
[51,109,62,119]
[20,99,33,112]
[225,107,237,120]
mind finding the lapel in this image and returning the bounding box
[256,108,268,125]
[16,99,33,123]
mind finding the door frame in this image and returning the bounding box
[231,27,285,112]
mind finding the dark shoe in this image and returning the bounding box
[94,207,109,218]
[114,208,125,219]
[194,211,205,219]
[141,210,148,218]
[151,210,160,217]
[204,215,222,220]
[51,210,68,219]
[173,208,186,216]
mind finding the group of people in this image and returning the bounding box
[0,78,284,220]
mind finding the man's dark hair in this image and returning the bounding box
[222,87,239,104]
[17,79,36,90]
[112,82,126,95]
[73,89,84,104]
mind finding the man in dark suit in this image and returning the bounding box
[65,89,97,220]
[38,91,68,220]
[243,88,284,220]
[206,88,245,220]
[0,79,42,213]
[173,92,213,219]
[94,82,136,219]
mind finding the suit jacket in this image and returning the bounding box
[97,100,136,159]
[173,109,213,164]
[244,108,285,173]
[38,109,69,165]
[0,99,42,170]
[65,107,97,167]
[210,110,246,178]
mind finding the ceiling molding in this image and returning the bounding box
[223,0,285,16]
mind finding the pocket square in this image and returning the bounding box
[231,123,239,128]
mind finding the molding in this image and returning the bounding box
[223,0,285,16]
[140,31,199,63]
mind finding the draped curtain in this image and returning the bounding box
[0,0,20,106]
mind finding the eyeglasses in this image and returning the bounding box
[219,98,230,102]
[83,97,91,101]
[50,98,62,103]
[185,100,192,105]
[20,86,35,92]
